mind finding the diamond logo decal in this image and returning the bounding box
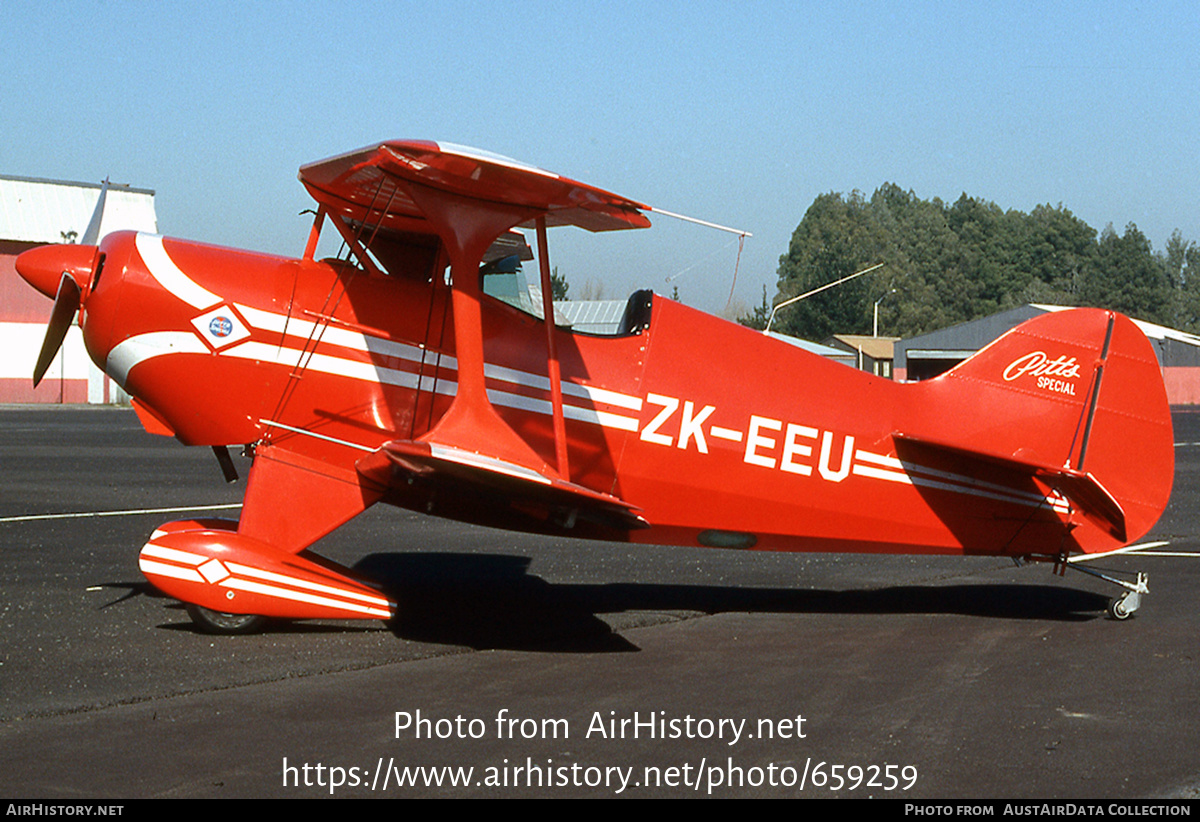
[191,305,251,349]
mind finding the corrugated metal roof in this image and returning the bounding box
[526,280,630,333]
[553,299,629,333]
[1033,304,1200,350]
[765,331,858,365]
[896,304,1200,371]
[0,176,157,244]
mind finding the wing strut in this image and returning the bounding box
[535,216,569,478]
[303,207,325,261]
[398,177,555,475]
[325,210,387,279]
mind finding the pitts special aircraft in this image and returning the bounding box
[15,140,1174,632]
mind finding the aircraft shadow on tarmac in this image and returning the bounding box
[353,552,1112,652]
[95,553,1111,652]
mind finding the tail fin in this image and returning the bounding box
[913,308,1173,552]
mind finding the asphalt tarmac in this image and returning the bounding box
[1,407,1198,798]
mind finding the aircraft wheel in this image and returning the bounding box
[185,604,268,635]
[1106,595,1132,621]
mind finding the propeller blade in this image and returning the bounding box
[32,273,82,387]
[80,180,109,246]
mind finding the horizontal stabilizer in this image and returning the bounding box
[894,432,1127,542]
[382,440,649,531]
[1041,467,1126,542]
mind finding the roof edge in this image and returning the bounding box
[0,174,155,197]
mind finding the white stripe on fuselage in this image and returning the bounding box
[234,304,435,369]
[136,233,221,310]
[234,303,640,412]
[107,332,210,385]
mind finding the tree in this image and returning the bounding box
[1081,224,1172,325]
[1019,204,1096,304]
[549,266,569,301]
[737,285,772,331]
[768,185,1194,340]
[1162,231,1200,332]
[773,190,885,340]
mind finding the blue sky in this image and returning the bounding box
[5,1,1199,316]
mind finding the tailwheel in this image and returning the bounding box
[1106,591,1139,621]
[1064,558,1148,621]
[186,604,269,635]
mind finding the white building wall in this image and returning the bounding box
[0,175,156,404]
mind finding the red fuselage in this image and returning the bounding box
[43,229,1171,559]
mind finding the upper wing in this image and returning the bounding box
[298,140,652,236]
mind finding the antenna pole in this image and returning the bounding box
[764,263,885,335]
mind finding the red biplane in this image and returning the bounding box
[15,141,1174,631]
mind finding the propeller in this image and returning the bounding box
[32,274,82,387]
[79,179,108,246]
[17,180,108,387]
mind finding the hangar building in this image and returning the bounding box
[894,304,1200,404]
[821,334,899,378]
[0,175,157,403]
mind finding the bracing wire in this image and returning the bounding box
[664,236,741,284]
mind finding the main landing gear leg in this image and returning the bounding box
[137,446,393,635]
